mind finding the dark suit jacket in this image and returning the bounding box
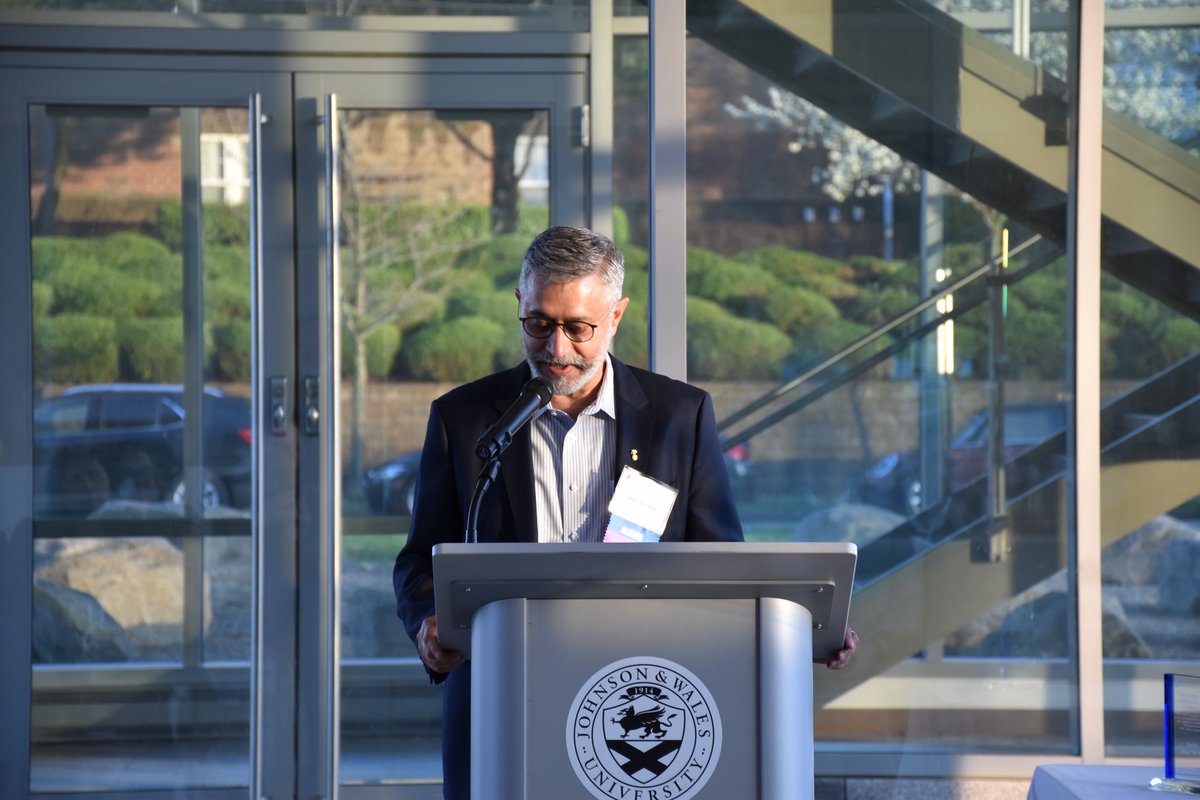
[391,356,743,796]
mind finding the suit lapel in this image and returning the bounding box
[496,357,651,541]
[496,363,539,542]
[612,357,654,480]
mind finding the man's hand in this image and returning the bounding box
[823,627,859,670]
[417,615,464,674]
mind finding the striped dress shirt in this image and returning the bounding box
[530,354,617,543]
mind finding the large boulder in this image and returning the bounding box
[944,515,1200,658]
[1103,515,1200,586]
[202,536,252,660]
[35,536,207,660]
[1158,535,1200,615]
[33,577,130,663]
[341,560,412,659]
[967,587,1151,659]
[791,503,907,546]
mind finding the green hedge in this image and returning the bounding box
[401,316,506,383]
[686,248,779,319]
[27,206,1196,387]
[34,314,118,384]
[763,285,840,334]
[156,200,250,251]
[686,297,791,380]
[210,320,251,382]
[343,325,403,380]
[453,233,532,287]
[32,281,54,321]
[31,237,91,282]
[48,261,165,318]
[743,245,859,300]
[1161,317,1200,365]
[119,318,184,382]
[611,310,649,369]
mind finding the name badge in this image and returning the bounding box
[604,466,678,543]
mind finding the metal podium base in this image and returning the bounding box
[471,596,814,800]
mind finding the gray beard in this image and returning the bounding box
[525,349,605,398]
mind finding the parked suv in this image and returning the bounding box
[34,384,252,515]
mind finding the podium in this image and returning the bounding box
[433,542,857,800]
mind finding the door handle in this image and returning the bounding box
[270,376,288,435]
[320,93,343,799]
[303,376,320,435]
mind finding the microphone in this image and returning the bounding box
[474,378,552,461]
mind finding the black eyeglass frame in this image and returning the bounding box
[518,316,602,343]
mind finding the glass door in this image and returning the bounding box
[292,65,586,793]
[0,59,587,800]
[0,67,297,799]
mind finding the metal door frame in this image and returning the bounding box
[293,61,587,799]
[0,54,587,800]
[0,64,297,800]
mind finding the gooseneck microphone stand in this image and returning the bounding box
[465,454,502,544]
[463,377,551,544]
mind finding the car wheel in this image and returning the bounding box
[171,472,229,509]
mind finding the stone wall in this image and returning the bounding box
[337,377,1081,470]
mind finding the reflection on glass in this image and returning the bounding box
[1097,6,1200,755]
[29,105,252,792]
[612,33,650,368]
[335,107,550,786]
[684,2,1077,751]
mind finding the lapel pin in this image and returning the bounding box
[630,449,639,462]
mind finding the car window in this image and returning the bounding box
[159,400,183,425]
[34,395,92,434]
[1005,406,1066,441]
[952,412,988,448]
[953,405,1065,448]
[100,393,172,429]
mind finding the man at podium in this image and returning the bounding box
[393,226,854,799]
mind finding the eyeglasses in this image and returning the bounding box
[519,316,602,343]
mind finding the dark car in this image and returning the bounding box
[34,383,253,515]
[361,437,755,517]
[361,450,422,516]
[862,402,1066,516]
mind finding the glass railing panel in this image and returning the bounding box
[685,0,1076,756]
[611,31,650,368]
[1099,3,1200,759]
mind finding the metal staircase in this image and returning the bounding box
[688,0,1200,704]
[686,0,1200,319]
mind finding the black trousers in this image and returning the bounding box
[441,662,471,800]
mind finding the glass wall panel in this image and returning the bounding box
[1097,5,1200,758]
[335,106,551,786]
[29,104,253,792]
[685,0,1076,757]
[612,32,650,369]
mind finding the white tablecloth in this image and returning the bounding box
[1027,764,1168,800]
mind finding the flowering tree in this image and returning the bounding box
[725,88,1008,256]
[726,88,920,204]
[725,14,1200,258]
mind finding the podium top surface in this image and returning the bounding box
[432,541,856,660]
